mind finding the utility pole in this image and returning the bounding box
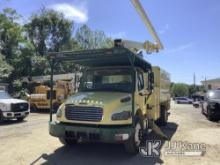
[193,73,196,90]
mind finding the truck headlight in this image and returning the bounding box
[56,104,65,118]
[0,103,7,110]
[111,111,131,121]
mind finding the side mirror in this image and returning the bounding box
[148,72,154,91]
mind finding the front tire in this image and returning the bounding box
[207,107,214,121]
[124,117,144,154]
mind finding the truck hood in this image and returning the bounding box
[60,92,133,125]
[210,99,220,104]
[66,91,131,106]
[0,98,27,104]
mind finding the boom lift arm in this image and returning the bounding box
[116,0,163,54]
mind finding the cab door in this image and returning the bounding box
[135,71,147,114]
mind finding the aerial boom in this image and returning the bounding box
[115,0,163,54]
[117,0,163,53]
[131,0,163,50]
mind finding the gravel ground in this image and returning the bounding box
[0,103,220,165]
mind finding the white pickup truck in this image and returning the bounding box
[0,90,30,121]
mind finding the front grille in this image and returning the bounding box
[65,105,103,122]
[11,103,29,112]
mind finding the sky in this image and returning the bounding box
[1,0,220,84]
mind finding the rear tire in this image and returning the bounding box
[59,138,77,145]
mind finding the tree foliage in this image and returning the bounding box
[76,25,113,50]
[171,83,205,97]
[25,8,77,56]
[171,83,189,97]
[0,7,114,93]
[0,8,23,61]
[0,53,13,80]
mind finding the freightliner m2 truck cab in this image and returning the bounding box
[48,47,170,154]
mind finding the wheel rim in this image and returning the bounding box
[134,123,142,147]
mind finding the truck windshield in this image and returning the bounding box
[0,91,11,99]
[79,69,132,93]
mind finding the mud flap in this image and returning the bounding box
[148,119,168,140]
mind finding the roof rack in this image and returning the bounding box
[47,47,152,71]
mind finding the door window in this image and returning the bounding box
[138,72,144,91]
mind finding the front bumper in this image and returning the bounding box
[49,121,134,143]
[1,110,29,119]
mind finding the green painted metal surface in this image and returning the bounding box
[47,47,151,72]
[49,121,134,143]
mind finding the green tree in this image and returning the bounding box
[0,54,13,81]
[171,83,189,97]
[31,55,50,76]
[11,40,46,77]
[25,8,77,56]
[0,8,23,62]
[199,85,206,92]
[75,25,113,50]
[188,85,196,96]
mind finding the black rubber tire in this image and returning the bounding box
[59,138,77,145]
[194,104,199,108]
[30,105,38,112]
[207,107,214,121]
[17,117,25,122]
[158,106,168,126]
[124,117,145,154]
